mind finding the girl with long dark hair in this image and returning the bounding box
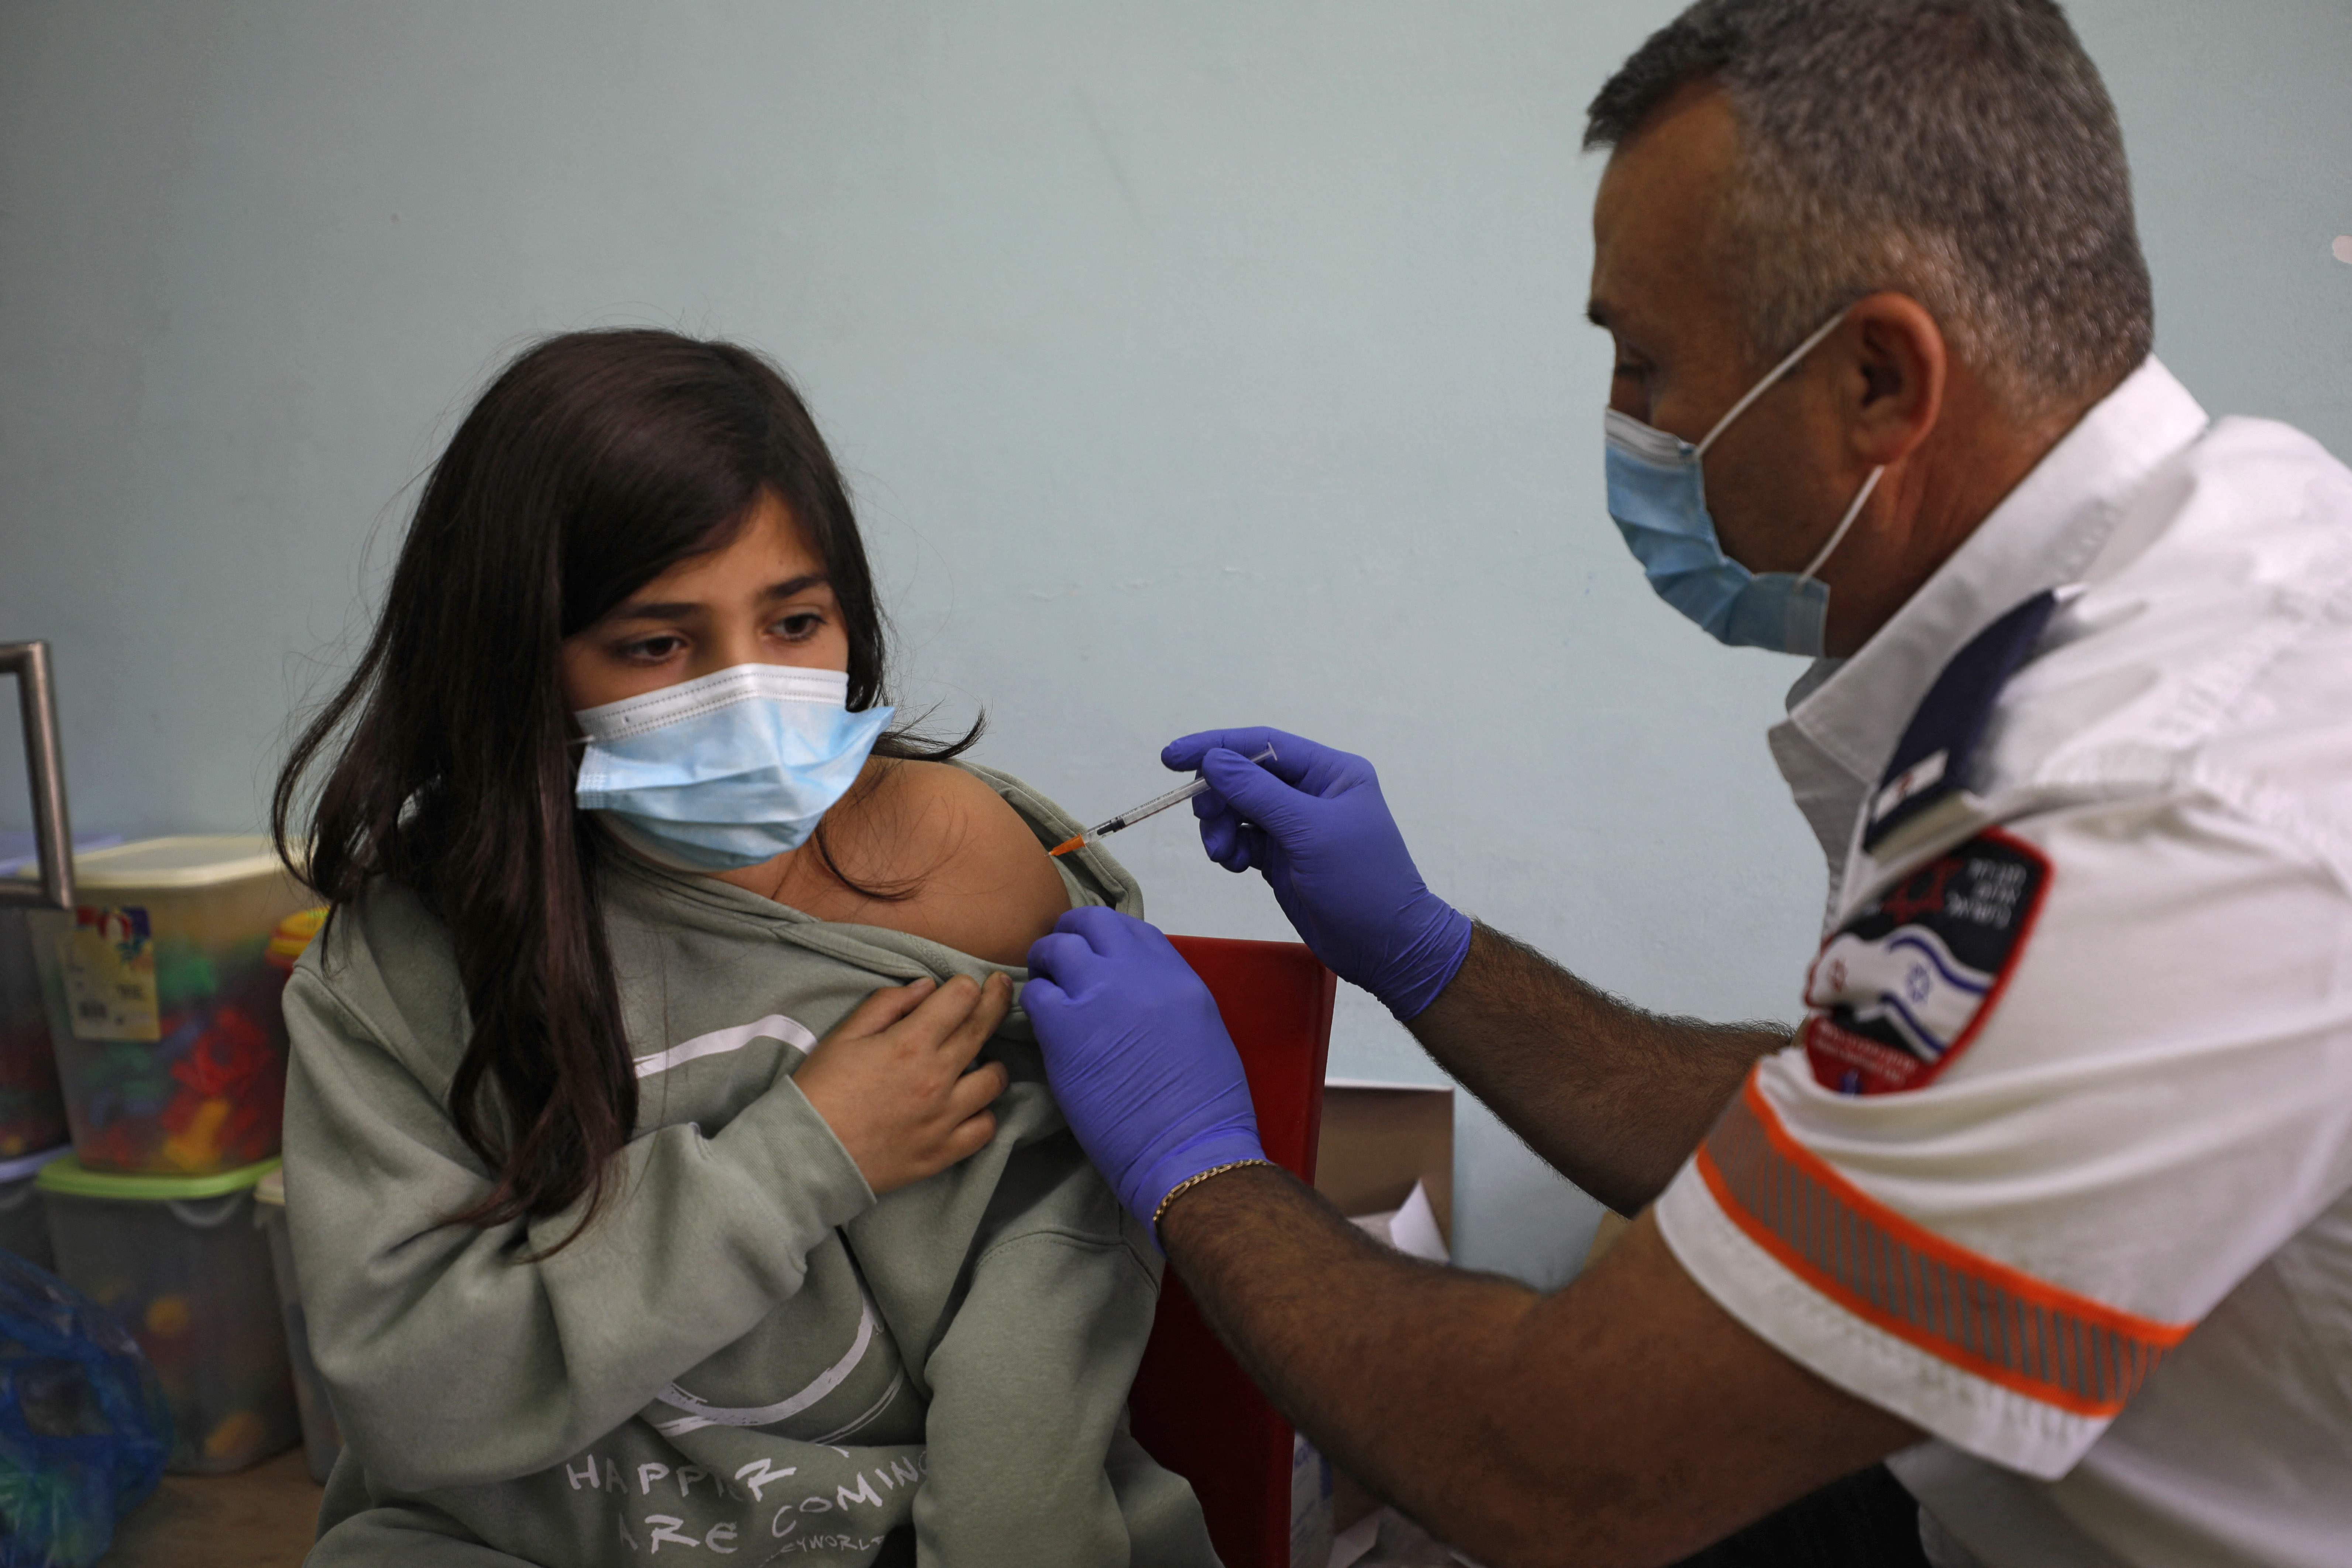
[275,329,1217,1565]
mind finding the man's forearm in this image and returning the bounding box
[1156,1163,1915,1568]
[1158,1163,1559,1559]
[1409,924,1787,1213]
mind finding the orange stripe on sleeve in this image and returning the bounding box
[1695,1076,2192,1419]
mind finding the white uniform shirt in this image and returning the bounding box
[1654,360,2352,1568]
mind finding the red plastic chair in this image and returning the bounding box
[1129,935,1337,1568]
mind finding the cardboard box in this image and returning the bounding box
[1312,1078,1454,1537]
[1313,1078,1453,1250]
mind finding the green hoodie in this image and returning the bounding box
[284,764,1218,1567]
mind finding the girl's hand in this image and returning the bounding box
[795,974,1014,1196]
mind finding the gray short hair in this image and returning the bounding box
[1586,0,2152,416]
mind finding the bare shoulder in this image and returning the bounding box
[813,760,1073,966]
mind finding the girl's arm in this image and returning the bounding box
[910,1137,1218,1567]
[283,970,874,1493]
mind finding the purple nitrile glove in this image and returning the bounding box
[1022,907,1266,1233]
[1162,727,1472,1021]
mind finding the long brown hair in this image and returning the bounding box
[274,330,972,1247]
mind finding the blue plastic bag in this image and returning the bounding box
[0,1252,171,1568]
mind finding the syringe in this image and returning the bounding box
[1046,744,1279,858]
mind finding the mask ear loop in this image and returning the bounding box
[1795,464,1884,584]
[1689,306,1881,585]
[1695,309,1853,459]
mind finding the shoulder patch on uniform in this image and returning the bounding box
[1803,828,2050,1095]
[1864,591,2057,853]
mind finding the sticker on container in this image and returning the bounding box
[58,907,161,1043]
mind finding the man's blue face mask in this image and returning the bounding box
[573,663,893,872]
[1604,309,1885,657]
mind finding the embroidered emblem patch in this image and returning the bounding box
[1803,829,2050,1094]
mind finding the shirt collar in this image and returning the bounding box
[1773,356,2210,797]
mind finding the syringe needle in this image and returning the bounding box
[1047,743,1279,857]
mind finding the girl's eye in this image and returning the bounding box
[773,612,825,642]
[619,635,686,664]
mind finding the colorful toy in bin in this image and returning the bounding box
[36,1154,299,1475]
[18,838,314,1176]
[0,1017,67,1165]
[267,909,328,973]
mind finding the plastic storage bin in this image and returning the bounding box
[253,1165,341,1483]
[0,1144,69,1270]
[38,1153,299,1473]
[0,905,71,1162]
[21,837,312,1174]
[0,833,121,1159]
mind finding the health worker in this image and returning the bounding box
[1021,4,2352,1566]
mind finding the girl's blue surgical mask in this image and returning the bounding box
[573,664,892,872]
[1604,309,1884,657]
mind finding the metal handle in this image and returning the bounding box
[0,641,75,911]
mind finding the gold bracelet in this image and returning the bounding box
[1152,1158,1280,1235]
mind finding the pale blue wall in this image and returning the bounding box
[3,2,2346,1285]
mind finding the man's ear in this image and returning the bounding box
[1841,291,1946,467]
